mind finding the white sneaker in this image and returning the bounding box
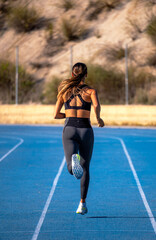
[72,154,83,179]
[76,202,88,215]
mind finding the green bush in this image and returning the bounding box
[41,64,156,105]
[146,15,156,44]
[0,59,35,103]
[61,17,86,41]
[42,76,61,104]
[85,63,156,104]
[86,64,125,104]
[7,5,40,32]
[128,66,156,103]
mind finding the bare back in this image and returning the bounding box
[63,85,93,118]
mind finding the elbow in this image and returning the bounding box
[94,104,99,108]
[94,104,100,110]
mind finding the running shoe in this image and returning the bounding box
[76,202,88,215]
[72,154,83,179]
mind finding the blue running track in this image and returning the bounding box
[0,125,156,240]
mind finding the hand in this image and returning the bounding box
[97,118,104,127]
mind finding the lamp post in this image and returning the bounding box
[15,46,19,105]
[125,43,129,105]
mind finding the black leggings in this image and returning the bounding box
[62,118,94,199]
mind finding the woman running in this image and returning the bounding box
[54,62,104,215]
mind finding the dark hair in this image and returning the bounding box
[57,62,87,99]
[72,62,87,77]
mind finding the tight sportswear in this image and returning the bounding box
[62,117,94,199]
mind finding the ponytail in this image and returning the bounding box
[57,62,87,99]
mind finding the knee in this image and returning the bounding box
[82,167,90,178]
[81,164,89,173]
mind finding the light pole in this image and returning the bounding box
[15,46,19,105]
[125,43,129,105]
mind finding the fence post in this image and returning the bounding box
[15,46,19,105]
[125,43,129,105]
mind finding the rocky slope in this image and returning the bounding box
[0,0,156,101]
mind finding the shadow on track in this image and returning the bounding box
[87,216,156,219]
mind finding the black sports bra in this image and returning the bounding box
[64,84,91,111]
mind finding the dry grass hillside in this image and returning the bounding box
[0,0,156,104]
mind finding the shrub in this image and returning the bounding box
[128,65,156,102]
[146,15,156,44]
[85,64,125,104]
[125,16,144,40]
[0,0,18,32]
[57,0,75,11]
[104,0,122,9]
[7,5,40,32]
[0,59,35,103]
[45,22,54,41]
[149,0,156,4]
[30,61,52,69]
[0,0,14,14]
[134,88,148,104]
[133,0,156,5]
[85,63,156,104]
[44,33,65,57]
[0,0,8,14]
[87,0,122,20]
[134,86,156,105]
[147,53,156,67]
[41,64,156,105]
[148,85,156,104]
[61,17,86,41]
[103,43,126,62]
[87,0,106,20]
[42,76,61,104]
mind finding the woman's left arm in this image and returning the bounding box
[53,96,66,119]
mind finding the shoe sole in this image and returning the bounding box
[76,208,88,215]
[72,154,83,179]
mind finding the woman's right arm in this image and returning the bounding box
[91,89,104,127]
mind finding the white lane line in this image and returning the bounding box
[0,137,24,162]
[36,140,57,144]
[134,140,156,143]
[114,137,156,235]
[31,156,66,240]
